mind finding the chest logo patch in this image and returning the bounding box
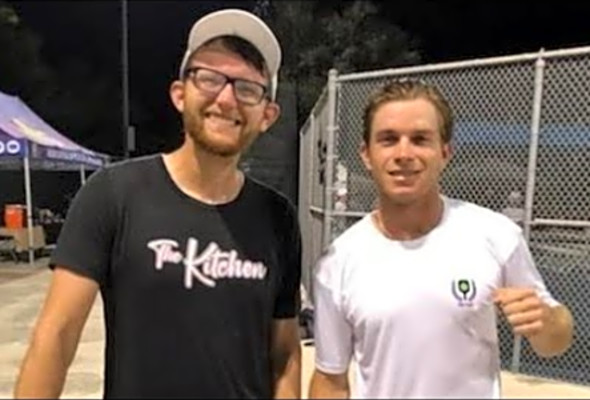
[451,279,477,307]
[147,238,268,289]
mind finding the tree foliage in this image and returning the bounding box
[254,0,421,126]
[0,1,53,100]
[0,2,123,154]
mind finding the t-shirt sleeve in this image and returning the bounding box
[49,167,117,285]
[313,248,353,374]
[503,233,560,308]
[273,200,302,319]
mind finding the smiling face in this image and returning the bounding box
[169,38,280,157]
[361,98,452,206]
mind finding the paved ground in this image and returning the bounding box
[1,260,590,399]
[0,259,45,285]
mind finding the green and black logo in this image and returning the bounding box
[451,279,477,307]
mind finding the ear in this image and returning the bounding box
[360,141,372,172]
[441,142,453,169]
[259,102,281,133]
[169,80,186,113]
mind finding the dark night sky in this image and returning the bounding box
[5,1,590,155]
[389,2,590,61]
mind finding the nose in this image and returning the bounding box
[215,82,239,108]
[394,137,415,161]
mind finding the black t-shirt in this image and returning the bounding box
[50,154,301,399]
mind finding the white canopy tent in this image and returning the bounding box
[0,91,111,265]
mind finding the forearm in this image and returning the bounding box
[14,330,77,398]
[309,370,350,399]
[272,344,301,399]
[529,305,574,358]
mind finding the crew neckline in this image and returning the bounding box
[156,153,249,210]
[366,196,450,247]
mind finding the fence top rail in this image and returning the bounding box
[337,45,590,82]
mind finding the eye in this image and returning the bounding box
[376,133,398,145]
[200,75,222,87]
[195,70,225,90]
[236,83,260,98]
[412,135,427,144]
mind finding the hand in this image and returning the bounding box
[494,287,550,338]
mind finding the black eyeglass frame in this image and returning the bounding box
[183,67,270,105]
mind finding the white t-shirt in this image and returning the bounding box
[313,197,558,399]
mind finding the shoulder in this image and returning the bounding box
[332,214,374,251]
[68,155,162,215]
[445,197,520,233]
[314,215,374,286]
[85,154,163,194]
[100,154,163,183]
[245,175,297,216]
[444,197,523,258]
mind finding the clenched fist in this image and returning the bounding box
[494,288,551,338]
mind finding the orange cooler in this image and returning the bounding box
[4,204,25,229]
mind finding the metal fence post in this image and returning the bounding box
[297,114,313,297]
[322,69,339,250]
[511,48,547,373]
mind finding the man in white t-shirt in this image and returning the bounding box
[308,80,574,399]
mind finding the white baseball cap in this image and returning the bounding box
[178,9,282,101]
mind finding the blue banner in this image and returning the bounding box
[33,144,105,167]
[0,133,24,157]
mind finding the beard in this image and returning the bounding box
[183,109,257,157]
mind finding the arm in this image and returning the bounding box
[496,232,574,358]
[271,318,302,398]
[309,247,353,399]
[528,304,573,357]
[270,199,303,398]
[495,288,573,357]
[15,168,115,398]
[309,369,349,399]
[14,268,99,398]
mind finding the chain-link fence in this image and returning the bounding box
[298,46,590,385]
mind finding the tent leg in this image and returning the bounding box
[24,155,34,266]
[79,165,86,186]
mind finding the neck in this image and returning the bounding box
[162,135,244,205]
[373,189,444,241]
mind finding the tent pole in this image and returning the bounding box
[79,165,86,186]
[23,155,35,266]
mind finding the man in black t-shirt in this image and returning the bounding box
[14,8,302,399]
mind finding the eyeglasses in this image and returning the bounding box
[184,67,269,106]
